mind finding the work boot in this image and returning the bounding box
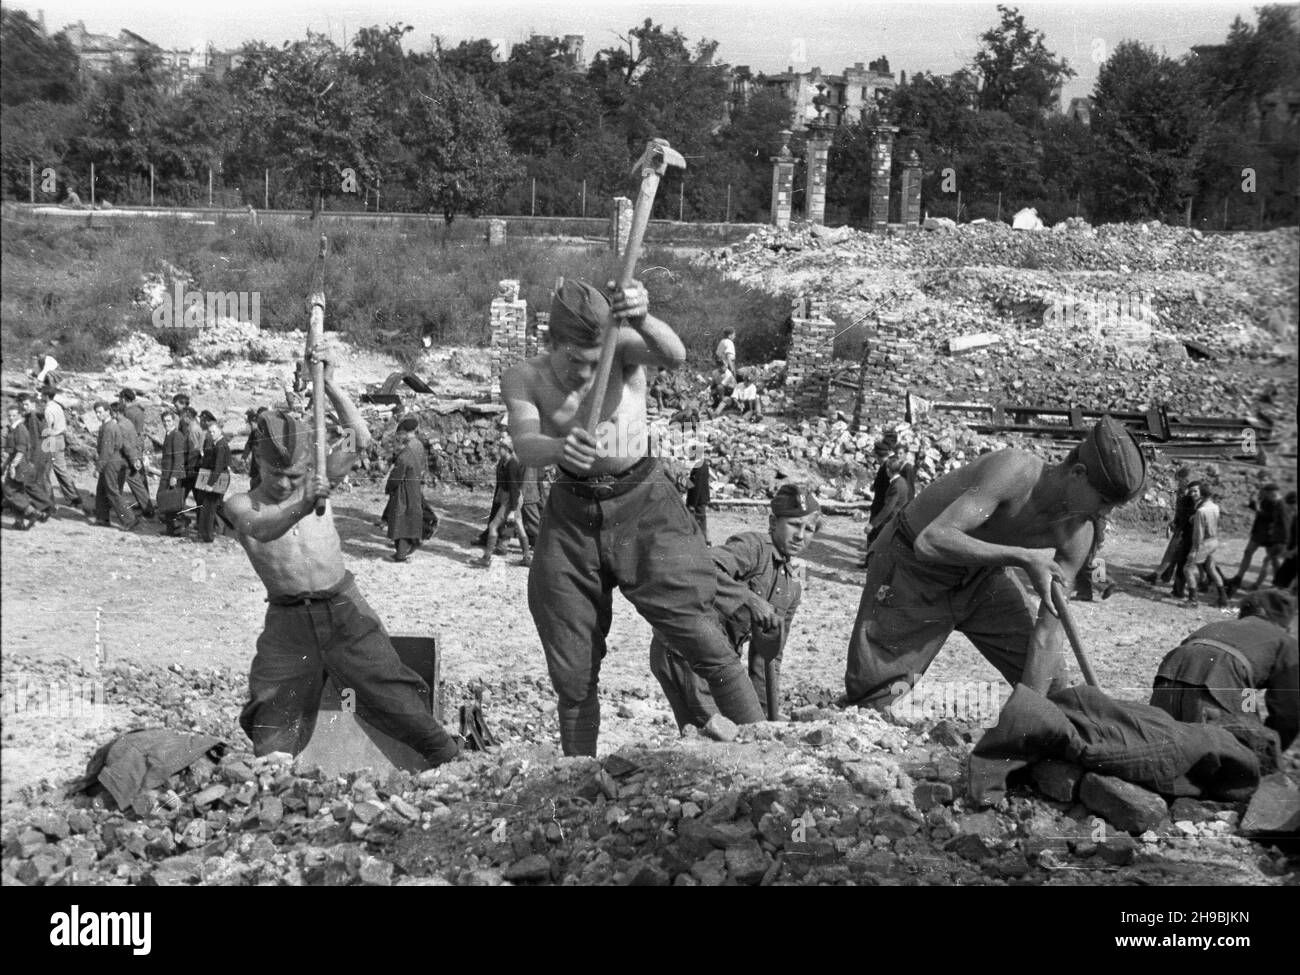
[1215,586,1229,608]
[1142,572,1158,585]
[423,734,461,768]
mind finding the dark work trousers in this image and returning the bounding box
[25,455,54,513]
[844,517,1037,708]
[238,573,457,762]
[196,489,222,542]
[650,625,785,729]
[124,460,152,514]
[527,458,764,755]
[47,440,82,505]
[94,462,137,527]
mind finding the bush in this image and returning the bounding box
[0,216,793,370]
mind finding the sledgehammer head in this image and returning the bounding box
[631,137,686,178]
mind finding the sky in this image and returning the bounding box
[23,0,1266,105]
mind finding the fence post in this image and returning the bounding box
[531,178,536,217]
[264,169,269,209]
[90,162,95,205]
[150,163,155,206]
[29,160,34,203]
[679,180,684,222]
[208,167,213,207]
[377,174,381,213]
[726,183,731,224]
[581,179,586,218]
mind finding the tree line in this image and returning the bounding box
[1,5,1295,226]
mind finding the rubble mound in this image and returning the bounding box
[2,655,1290,887]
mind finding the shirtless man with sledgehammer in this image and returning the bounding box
[502,280,766,756]
[223,335,460,767]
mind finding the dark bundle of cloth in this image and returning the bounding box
[969,683,1259,806]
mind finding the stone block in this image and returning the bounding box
[1079,773,1168,835]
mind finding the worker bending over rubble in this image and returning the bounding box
[224,335,459,767]
[842,416,1146,710]
[651,483,819,728]
[1150,588,1297,772]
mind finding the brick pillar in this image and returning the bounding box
[900,149,922,229]
[805,122,834,226]
[611,196,633,256]
[489,279,527,402]
[858,313,917,422]
[868,125,899,233]
[486,218,506,246]
[785,295,836,417]
[770,129,795,229]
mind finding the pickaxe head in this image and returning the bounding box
[630,137,686,178]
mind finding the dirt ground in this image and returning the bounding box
[0,469,1265,806]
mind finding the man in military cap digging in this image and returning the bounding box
[651,483,820,729]
[502,279,765,756]
[842,415,1147,709]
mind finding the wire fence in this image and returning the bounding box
[13,159,1292,233]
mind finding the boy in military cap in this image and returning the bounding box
[651,483,820,728]
[501,278,765,755]
[843,415,1147,709]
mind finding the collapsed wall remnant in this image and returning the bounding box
[786,295,837,416]
[489,279,527,402]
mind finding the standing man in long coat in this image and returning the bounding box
[383,416,427,562]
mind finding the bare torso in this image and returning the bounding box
[234,490,346,595]
[517,355,649,476]
[907,450,1088,553]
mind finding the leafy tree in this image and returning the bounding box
[0,8,82,106]
[402,63,521,222]
[1090,41,1208,221]
[224,34,383,216]
[973,5,1075,126]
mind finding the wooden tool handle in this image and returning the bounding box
[584,170,663,434]
[309,234,328,516]
[1051,579,1099,688]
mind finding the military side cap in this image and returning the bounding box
[549,279,613,347]
[1078,415,1146,503]
[396,416,420,432]
[771,483,821,518]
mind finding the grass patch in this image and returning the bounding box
[0,216,791,370]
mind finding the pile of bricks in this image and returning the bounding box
[489,280,528,402]
[785,296,837,416]
[854,314,920,426]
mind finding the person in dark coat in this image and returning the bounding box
[195,410,231,543]
[18,394,54,518]
[1150,589,1297,773]
[383,417,427,562]
[244,408,268,491]
[119,388,154,518]
[685,457,711,544]
[156,409,190,535]
[4,403,43,529]
[92,402,139,531]
[1229,483,1289,595]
